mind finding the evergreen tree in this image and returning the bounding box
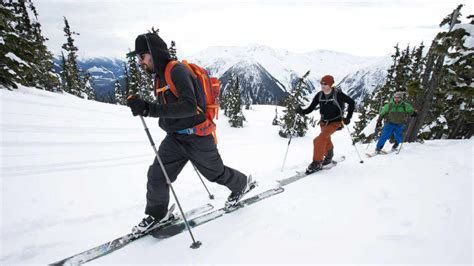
[61,16,84,97]
[221,83,233,117]
[126,54,140,96]
[114,79,125,105]
[125,50,154,101]
[122,62,131,96]
[83,71,95,100]
[405,4,472,141]
[28,0,59,91]
[169,40,178,60]
[0,0,58,90]
[58,52,69,92]
[227,75,246,127]
[137,68,154,102]
[278,70,310,138]
[0,3,25,88]
[352,94,371,143]
[434,7,473,139]
[406,43,426,104]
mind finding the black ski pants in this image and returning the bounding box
[145,133,247,220]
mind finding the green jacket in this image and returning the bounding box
[380,98,414,124]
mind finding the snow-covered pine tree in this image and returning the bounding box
[442,16,473,138]
[61,16,84,97]
[27,0,59,91]
[83,71,95,100]
[405,4,473,141]
[137,68,154,102]
[227,75,246,127]
[169,41,178,60]
[278,70,309,138]
[125,54,140,96]
[0,3,22,88]
[122,62,131,96]
[0,0,58,90]
[4,0,35,87]
[406,43,425,104]
[59,52,69,93]
[352,94,371,143]
[114,79,125,105]
[221,83,231,117]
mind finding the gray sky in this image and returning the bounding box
[34,0,473,59]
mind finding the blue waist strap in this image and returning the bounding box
[176,127,197,135]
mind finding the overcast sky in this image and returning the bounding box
[34,0,473,59]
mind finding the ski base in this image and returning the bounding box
[152,187,284,239]
[50,203,214,266]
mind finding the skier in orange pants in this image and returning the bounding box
[296,75,355,174]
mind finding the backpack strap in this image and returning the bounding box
[319,88,343,122]
[157,60,216,142]
[156,60,203,114]
[163,60,179,96]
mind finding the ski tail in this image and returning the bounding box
[51,203,214,266]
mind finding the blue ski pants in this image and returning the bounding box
[376,122,405,150]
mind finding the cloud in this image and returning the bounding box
[34,0,474,59]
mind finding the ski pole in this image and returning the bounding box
[172,138,215,200]
[344,124,364,163]
[139,116,201,249]
[281,114,299,171]
[191,163,215,199]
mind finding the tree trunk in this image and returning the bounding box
[406,53,445,142]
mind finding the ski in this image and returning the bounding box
[50,203,214,266]
[277,156,346,186]
[152,187,284,239]
[365,149,395,158]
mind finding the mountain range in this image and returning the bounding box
[68,44,392,104]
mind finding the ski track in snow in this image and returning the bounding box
[0,86,472,265]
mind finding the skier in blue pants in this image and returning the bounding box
[375,91,416,153]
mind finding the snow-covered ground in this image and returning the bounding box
[0,86,472,265]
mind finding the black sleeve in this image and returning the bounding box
[339,91,355,119]
[301,92,320,115]
[148,65,199,118]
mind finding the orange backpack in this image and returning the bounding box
[155,60,221,142]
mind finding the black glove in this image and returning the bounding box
[295,106,304,115]
[127,95,149,117]
[376,119,382,128]
[411,111,418,117]
[343,117,351,125]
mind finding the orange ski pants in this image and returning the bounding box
[313,121,342,162]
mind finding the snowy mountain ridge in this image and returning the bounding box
[64,44,390,103]
[189,44,388,101]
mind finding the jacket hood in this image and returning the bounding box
[136,33,172,80]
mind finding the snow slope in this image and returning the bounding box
[0,87,472,265]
